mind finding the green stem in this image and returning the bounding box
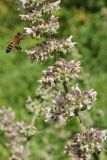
[23,108,40,160]
[76,115,86,131]
[63,80,68,93]
[31,108,39,126]
[23,141,30,160]
[92,152,100,160]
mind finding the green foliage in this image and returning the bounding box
[0,0,107,159]
[62,0,107,10]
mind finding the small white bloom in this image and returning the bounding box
[19,14,29,20]
[26,50,35,56]
[51,0,61,8]
[70,109,74,116]
[66,36,77,48]
[24,27,33,34]
[20,0,27,6]
[79,103,83,109]
[67,35,73,42]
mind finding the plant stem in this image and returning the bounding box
[23,140,30,160]
[23,108,40,160]
[75,110,86,131]
[92,152,100,160]
[31,108,40,127]
[63,80,68,93]
[76,116,86,131]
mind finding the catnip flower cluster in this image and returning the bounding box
[19,0,61,37]
[26,87,54,114]
[39,59,80,89]
[64,128,106,160]
[27,37,76,62]
[24,15,59,37]
[38,59,96,124]
[19,0,76,62]
[44,86,97,124]
[0,107,36,160]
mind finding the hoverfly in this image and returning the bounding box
[6,32,26,53]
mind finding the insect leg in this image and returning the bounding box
[15,45,22,50]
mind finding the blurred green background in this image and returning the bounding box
[0,0,107,159]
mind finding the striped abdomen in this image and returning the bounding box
[6,41,16,53]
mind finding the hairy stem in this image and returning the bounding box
[76,116,86,131]
[23,108,40,160]
[31,108,40,127]
[75,111,86,131]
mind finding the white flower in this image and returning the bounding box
[50,0,61,9]
[70,108,75,116]
[20,0,27,6]
[66,36,77,48]
[24,27,33,34]
[19,14,29,20]
[67,35,73,42]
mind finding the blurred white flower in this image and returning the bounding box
[50,0,61,10]
[24,27,33,34]
[20,0,27,6]
[66,36,77,48]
